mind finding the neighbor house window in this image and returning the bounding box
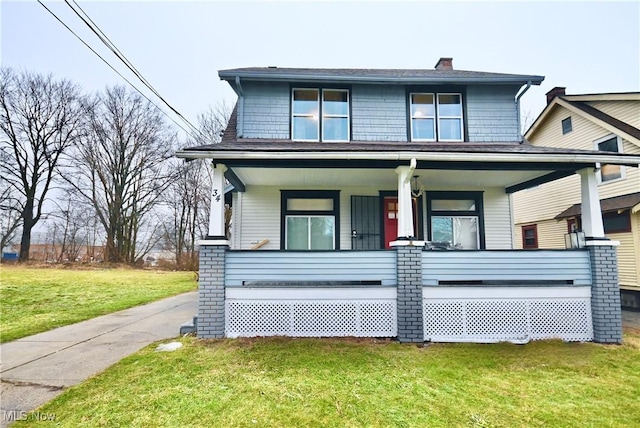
[567,218,580,233]
[426,192,484,249]
[594,134,624,183]
[281,190,340,250]
[603,210,631,234]
[521,224,538,249]
[561,117,572,134]
[292,88,349,142]
[410,92,463,142]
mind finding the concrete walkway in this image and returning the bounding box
[0,292,196,425]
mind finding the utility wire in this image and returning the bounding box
[37,0,201,141]
[65,0,205,140]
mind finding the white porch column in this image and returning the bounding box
[208,163,228,239]
[578,168,605,239]
[395,160,416,239]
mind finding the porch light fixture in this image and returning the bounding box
[411,175,424,198]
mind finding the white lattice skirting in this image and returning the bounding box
[225,288,397,338]
[423,287,593,343]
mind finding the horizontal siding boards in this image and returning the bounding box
[587,100,640,128]
[238,187,281,250]
[241,81,290,139]
[483,188,513,249]
[351,84,407,141]
[225,250,397,286]
[611,230,639,289]
[422,250,592,285]
[466,85,520,142]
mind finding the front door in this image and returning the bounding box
[350,196,381,250]
[383,196,422,249]
[383,197,399,249]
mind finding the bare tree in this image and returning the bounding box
[196,101,233,144]
[0,68,83,261]
[162,102,233,268]
[49,192,94,263]
[0,166,22,251]
[67,86,175,264]
[162,158,211,269]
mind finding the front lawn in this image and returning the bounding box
[0,266,196,343]
[18,333,640,427]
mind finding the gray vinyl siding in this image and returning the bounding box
[241,81,290,139]
[225,250,397,286]
[422,250,592,285]
[483,188,513,249]
[351,84,407,141]
[466,85,520,142]
[239,81,520,142]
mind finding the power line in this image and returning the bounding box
[65,0,204,139]
[36,1,201,141]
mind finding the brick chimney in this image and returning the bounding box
[434,57,453,71]
[545,87,566,104]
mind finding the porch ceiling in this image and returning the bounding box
[231,167,561,190]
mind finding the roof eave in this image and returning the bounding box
[218,71,544,86]
[175,149,640,167]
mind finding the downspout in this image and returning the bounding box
[235,76,244,138]
[515,80,532,141]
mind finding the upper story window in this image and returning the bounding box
[292,88,349,142]
[561,117,572,134]
[594,134,624,183]
[410,93,464,142]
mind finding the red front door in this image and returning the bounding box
[383,197,398,249]
[383,196,420,249]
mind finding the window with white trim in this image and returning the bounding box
[594,135,624,183]
[410,92,464,142]
[292,88,349,142]
[281,191,340,250]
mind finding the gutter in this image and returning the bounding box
[515,80,532,141]
[235,76,244,138]
[174,149,640,167]
[219,72,545,86]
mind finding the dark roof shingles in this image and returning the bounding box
[555,192,640,219]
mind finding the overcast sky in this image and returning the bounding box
[2,0,639,141]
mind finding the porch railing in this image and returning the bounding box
[422,250,592,285]
[225,250,397,286]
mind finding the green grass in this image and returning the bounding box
[0,265,196,343]
[17,333,640,427]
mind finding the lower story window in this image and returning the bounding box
[426,191,484,249]
[522,224,538,249]
[281,190,340,250]
[432,217,479,249]
[286,216,335,250]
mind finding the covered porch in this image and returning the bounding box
[176,142,639,344]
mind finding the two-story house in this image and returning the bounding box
[177,59,640,344]
[513,89,640,308]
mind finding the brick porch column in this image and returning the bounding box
[587,242,622,344]
[197,242,228,339]
[393,241,425,343]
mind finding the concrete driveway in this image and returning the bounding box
[0,291,196,426]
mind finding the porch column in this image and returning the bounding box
[395,161,416,240]
[197,242,228,339]
[208,163,228,240]
[393,242,425,343]
[578,168,605,239]
[587,242,622,344]
[578,168,622,343]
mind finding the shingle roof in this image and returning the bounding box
[219,67,544,85]
[182,138,640,158]
[555,192,640,219]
